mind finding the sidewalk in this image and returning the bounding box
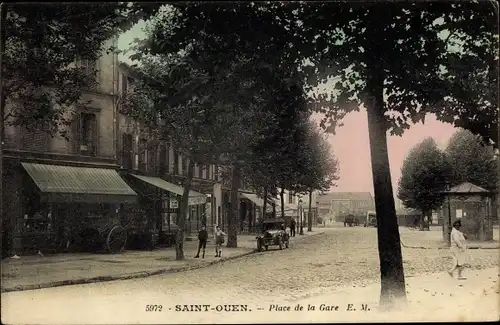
[1,231,322,293]
[291,267,499,323]
[400,226,499,249]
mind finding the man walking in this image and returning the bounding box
[290,218,296,237]
[194,225,208,259]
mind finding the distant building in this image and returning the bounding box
[317,192,375,222]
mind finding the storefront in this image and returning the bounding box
[239,192,262,232]
[128,174,207,239]
[12,162,138,255]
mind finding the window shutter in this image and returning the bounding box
[92,114,98,155]
[72,113,81,154]
[122,73,128,95]
[122,133,133,169]
[21,123,48,152]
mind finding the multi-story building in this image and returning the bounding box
[117,62,225,239]
[2,38,139,255]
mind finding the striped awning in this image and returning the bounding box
[131,174,207,205]
[22,162,137,203]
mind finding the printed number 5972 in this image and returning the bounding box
[145,305,163,312]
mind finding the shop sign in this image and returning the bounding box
[188,196,207,206]
[170,198,179,209]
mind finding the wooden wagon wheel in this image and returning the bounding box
[107,225,127,254]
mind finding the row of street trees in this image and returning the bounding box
[398,129,498,229]
[121,17,340,260]
[1,1,497,311]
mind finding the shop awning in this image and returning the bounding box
[21,162,138,204]
[131,174,207,206]
[240,192,265,207]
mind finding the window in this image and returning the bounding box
[138,139,147,171]
[77,58,98,82]
[21,122,48,152]
[122,133,133,169]
[78,112,97,156]
[165,143,170,173]
[207,165,212,180]
[159,143,167,175]
[198,164,203,179]
[122,73,128,95]
[214,165,219,181]
[147,143,157,174]
[288,192,293,204]
[173,150,179,175]
[181,156,187,175]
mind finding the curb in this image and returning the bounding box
[1,250,256,293]
[401,241,499,250]
[1,232,324,293]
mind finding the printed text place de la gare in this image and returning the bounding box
[269,304,371,312]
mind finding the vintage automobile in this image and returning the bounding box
[364,211,377,227]
[344,214,359,227]
[256,218,290,252]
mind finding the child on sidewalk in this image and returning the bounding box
[214,225,226,258]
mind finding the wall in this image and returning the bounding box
[441,194,493,241]
[4,37,119,160]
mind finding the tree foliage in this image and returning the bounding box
[1,3,161,136]
[445,129,497,191]
[294,1,497,308]
[398,138,451,219]
[295,121,340,194]
[126,1,497,308]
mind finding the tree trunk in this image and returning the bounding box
[280,187,285,219]
[307,190,313,232]
[419,210,425,231]
[365,68,407,309]
[227,165,241,248]
[0,5,6,257]
[175,159,195,261]
[262,186,268,219]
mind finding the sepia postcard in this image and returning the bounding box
[1,1,499,324]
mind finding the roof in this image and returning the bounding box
[118,61,143,80]
[318,191,374,203]
[396,207,421,216]
[447,182,490,194]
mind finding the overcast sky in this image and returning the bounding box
[118,20,459,197]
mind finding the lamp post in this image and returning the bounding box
[445,182,452,246]
[315,201,319,226]
[298,197,304,235]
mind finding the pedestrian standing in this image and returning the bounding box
[214,225,226,257]
[448,220,468,280]
[290,218,296,237]
[194,225,208,259]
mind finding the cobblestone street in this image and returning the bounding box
[2,226,498,324]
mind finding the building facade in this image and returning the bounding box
[2,38,140,255]
[317,191,375,223]
[117,63,224,241]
